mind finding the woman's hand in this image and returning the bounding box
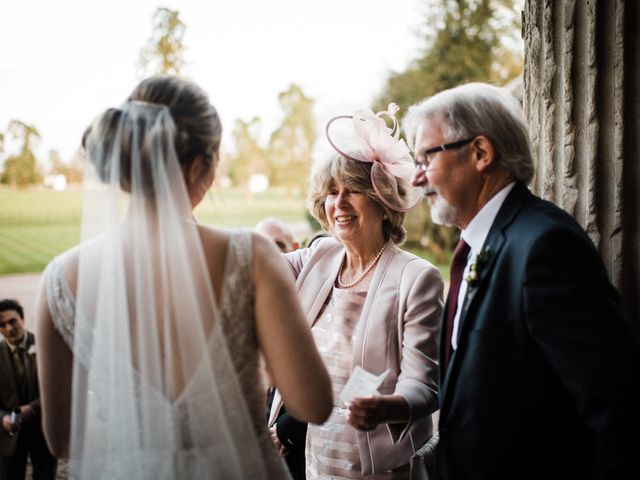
[347,396,383,431]
[347,395,410,431]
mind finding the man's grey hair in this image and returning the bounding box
[403,82,534,184]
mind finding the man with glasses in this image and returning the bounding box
[403,83,640,480]
[0,299,56,480]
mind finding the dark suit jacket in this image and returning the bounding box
[434,183,640,480]
[0,331,41,458]
[266,387,307,480]
[274,409,307,480]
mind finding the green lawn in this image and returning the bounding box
[0,188,448,277]
[0,190,83,274]
[194,188,309,226]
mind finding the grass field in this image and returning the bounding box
[0,190,83,274]
[0,188,449,277]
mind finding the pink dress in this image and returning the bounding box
[306,272,412,480]
[306,284,367,479]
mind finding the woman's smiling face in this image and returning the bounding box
[324,179,385,247]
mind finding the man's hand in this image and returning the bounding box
[269,425,289,457]
[2,414,20,434]
[20,405,34,423]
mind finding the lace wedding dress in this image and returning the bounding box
[44,230,290,479]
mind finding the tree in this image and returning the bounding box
[375,0,523,113]
[375,0,523,259]
[226,116,269,194]
[138,8,187,77]
[0,120,42,189]
[268,84,316,196]
[49,149,84,184]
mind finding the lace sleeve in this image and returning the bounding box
[220,229,254,322]
[44,256,76,349]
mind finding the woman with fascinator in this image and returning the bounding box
[33,75,332,479]
[267,105,444,479]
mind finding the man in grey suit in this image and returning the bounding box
[0,299,56,480]
[405,83,640,480]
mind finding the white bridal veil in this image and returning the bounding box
[70,101,267,478]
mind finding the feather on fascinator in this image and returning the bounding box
[325,103,422,212]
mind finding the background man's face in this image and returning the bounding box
[0,309,26,346]
[258,224,295,253]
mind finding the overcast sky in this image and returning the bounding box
[0,0,427,165]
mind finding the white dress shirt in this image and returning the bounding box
[451,182,515,350]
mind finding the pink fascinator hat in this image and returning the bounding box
[325,103,422,212]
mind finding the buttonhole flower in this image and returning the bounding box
[466,246,491,289]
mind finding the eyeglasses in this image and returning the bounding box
[0,318,18,328]
[414,137,475,171]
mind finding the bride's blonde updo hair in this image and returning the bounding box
[82,75,221,193]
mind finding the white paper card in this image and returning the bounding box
[339,366,389,405]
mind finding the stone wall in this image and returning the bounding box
[523,0,639,321]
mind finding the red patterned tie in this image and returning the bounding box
[443,239,470,370]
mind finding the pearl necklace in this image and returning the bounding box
[337,242,387,289]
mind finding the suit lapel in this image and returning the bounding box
[441,183,532,403]
[302,246,344,328]
[24,332,37,398]
[0,341,20,407]
[438,299,452,388]
[455,232,505,337]
[351,244,396,367]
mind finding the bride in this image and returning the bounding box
[33,75,332,479]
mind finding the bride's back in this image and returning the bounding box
[35,75,332,479]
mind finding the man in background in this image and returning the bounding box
[0,299,56,480]
[255,217,299,253]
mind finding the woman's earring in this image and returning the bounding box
[382,213,389,220]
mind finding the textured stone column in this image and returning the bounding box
[523,0,639,321]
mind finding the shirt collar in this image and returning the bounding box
[5,334,27,353]
[461,182,515,256]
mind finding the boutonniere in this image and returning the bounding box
[27,345,36,356]
[466,246,491,289]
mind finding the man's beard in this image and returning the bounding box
[427,189,458,226]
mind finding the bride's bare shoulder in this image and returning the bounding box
[197,224,235,251]
[47,242,89,295]
[198,226,284,276]
[197,225,274,257]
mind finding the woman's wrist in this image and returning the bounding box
[348,394,411,431]
[380,395,410,424]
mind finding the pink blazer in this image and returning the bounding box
[271,236,444,475]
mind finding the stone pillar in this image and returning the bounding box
[523,0,639,321]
